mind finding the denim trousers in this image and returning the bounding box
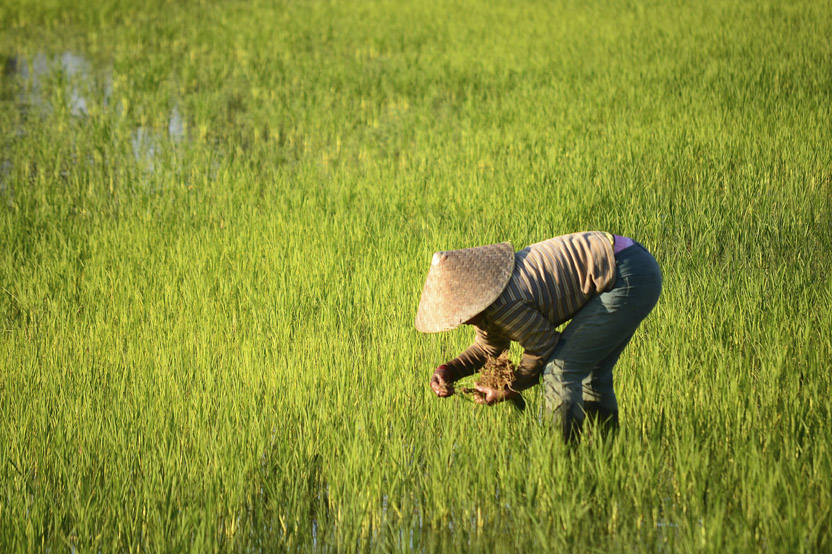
[541,242,662,441]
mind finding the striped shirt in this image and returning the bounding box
[446,231,617,389]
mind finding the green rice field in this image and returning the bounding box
[1,0,831,551]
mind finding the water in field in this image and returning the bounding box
[7,51,188,180]
[12,51,89,115]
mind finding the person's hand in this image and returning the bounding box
[473,383,517,405]
[430,365,455,398]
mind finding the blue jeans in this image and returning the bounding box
[541,242,662,441]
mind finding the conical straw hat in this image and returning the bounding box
[415,242,515,333]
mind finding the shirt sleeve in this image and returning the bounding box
[488,299,560,391]
[444,324,510,380]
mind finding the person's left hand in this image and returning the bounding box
[430,365,455,398]
[473,383,517,405]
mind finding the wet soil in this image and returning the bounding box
[459,353,517,399]
[476,353,517,390]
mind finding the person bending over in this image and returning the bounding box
[415,231,662,441]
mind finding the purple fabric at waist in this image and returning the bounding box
[613,234,635,255]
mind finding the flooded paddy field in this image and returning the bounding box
[1,0,831,552]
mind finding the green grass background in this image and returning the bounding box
[1,0,830,551]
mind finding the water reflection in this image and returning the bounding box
[169,105,185,142]
[131,127,157,172]
[14,51,90,116]
[60,51,90,116]
[8,50,189,181]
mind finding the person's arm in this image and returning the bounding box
[475,301,560,403]
[445,325,510,379]
[430,325,509,397]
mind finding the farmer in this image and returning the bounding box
[415,231,662,441]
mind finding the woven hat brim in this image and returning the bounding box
[415,241,514,333]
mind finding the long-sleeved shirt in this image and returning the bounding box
[445,231,617,390]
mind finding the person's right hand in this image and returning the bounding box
[429,364,455,398]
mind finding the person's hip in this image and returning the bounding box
[608,240,662,308]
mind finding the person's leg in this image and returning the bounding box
[542,351,589,443]
[543,242,662,441]
[543,297,630,442]
[583,243,662,421]
[581,330,635,434]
